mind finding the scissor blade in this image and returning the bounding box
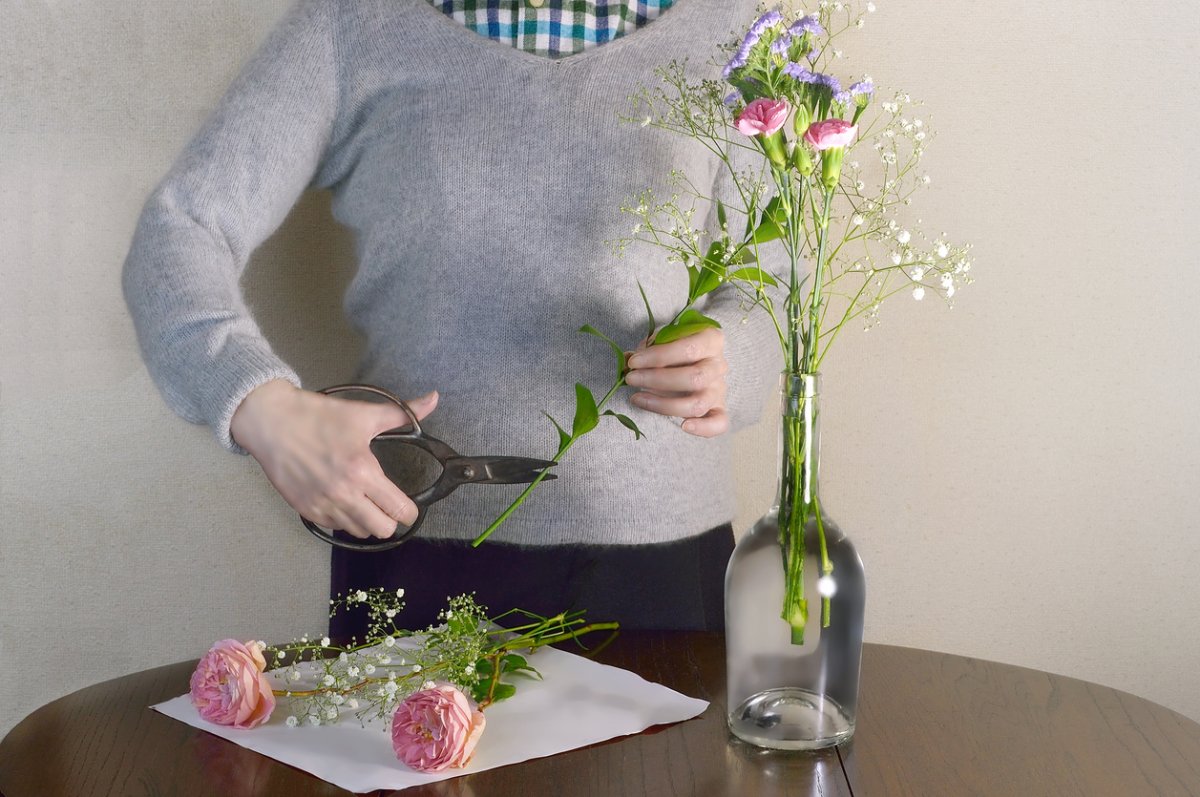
[474,457,557,485]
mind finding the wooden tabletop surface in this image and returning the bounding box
[2,632,1198,796]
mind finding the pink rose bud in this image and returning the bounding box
[392,683,487,772]
[803,118,858,151]
[189,639,276,729]
[734,98,791,137]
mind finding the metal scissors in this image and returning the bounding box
[299,383,556,552]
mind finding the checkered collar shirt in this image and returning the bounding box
[426,0,679,59]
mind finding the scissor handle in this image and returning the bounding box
[298,383,429,553]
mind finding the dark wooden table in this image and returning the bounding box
[3,633,1199,796]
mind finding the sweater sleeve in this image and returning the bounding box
[120,0,339,456]
[700,143,787,434]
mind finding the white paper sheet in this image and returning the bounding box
[151,642,708,793]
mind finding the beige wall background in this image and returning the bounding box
[2,0,1198,740]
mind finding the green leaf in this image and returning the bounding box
[474,657,495,678]
[763,193,787,224]
[580,324,626,374]
[490,683,517,703]
[716,199,728,231]
[751,218,783,244]
[727,267,779,287]
[691,242,725,300]
[653,309,722,345]
[543,411,571,450]
[470,681,490,704]
[500,654,541,679]
[685,264,700,298]
[603,410,645,440]
[500,654,527,672]
[636,280,656,342]
[571,383,599,437]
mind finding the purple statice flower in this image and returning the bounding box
[787,15,825,38]
[722,47,750,78]
[848,79,875,98]
[833,90,852,104]
[770,33,793,57]
[750,9,786,37]
[806,48,820,63]
[816,73,842,94]
[723,90,742,107]
[783,62,818,83]
[723,8,785,78]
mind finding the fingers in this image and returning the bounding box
[625,357,728,393]
[625,328,731,437]
[625,327,723,370]
[369,391,441,436]
[681,407,730,438]
[629,382,727,425]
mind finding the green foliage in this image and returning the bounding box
[653,308,722,345]
[572,383,599,437]
[603,410,645,440]
[580,324,627,375]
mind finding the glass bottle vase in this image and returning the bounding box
[725,372,866,750]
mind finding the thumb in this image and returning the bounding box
[372,390,438,434]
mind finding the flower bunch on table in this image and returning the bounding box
[607,1,975,642]
[188,588,617,772]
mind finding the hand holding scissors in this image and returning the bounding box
[298,384,556,552]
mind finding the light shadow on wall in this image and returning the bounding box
[242,189,364,390]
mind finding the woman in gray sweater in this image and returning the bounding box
[121,0,783,636]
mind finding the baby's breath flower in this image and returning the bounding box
[308,716,321,727]
[347,698,360,709]
[364,663,376,674]
[322,674,336,687]
[325,707,338,720]
[896,230,911,244]
[286,715,299,728]
[355,590,368,602]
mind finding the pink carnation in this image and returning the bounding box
[803,118,858,151]
[392,683,486,772]
[189,639,276,729]
[734,98,791,137]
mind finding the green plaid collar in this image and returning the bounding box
[427,0,678,59]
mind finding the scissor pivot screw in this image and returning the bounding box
[461,465,477,480]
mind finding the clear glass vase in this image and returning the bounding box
[725,372,866,750]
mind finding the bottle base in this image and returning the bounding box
[727,687,855,750]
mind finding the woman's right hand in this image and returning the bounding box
[229,379,439,540]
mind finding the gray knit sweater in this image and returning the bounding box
[121,0,785,546]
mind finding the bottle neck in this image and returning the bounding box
[774,371,821,514]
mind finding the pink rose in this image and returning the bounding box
[392,683,486,772]
[734,98,791,137]
[803,118,858,151]
[188,639,276,729]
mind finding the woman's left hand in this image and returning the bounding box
[624,327,730,438]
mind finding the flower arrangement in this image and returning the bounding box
[188,588,617,772]
[607,0,975,643]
